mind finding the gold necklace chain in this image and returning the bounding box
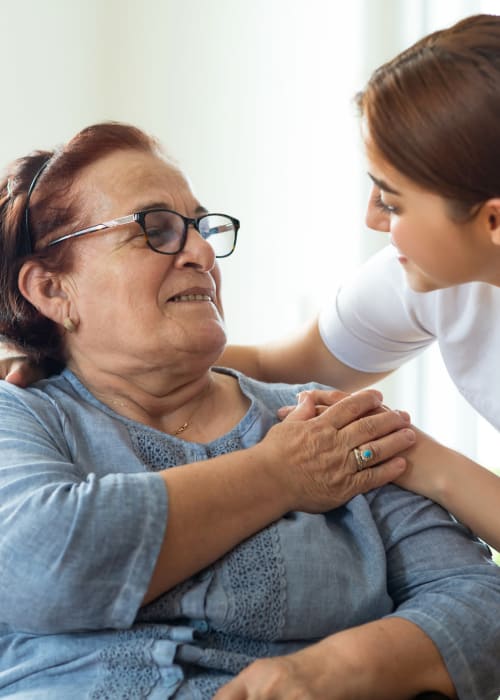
[104,381,213,436]
[172,383,212,436]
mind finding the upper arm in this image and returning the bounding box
[0,389,166,634]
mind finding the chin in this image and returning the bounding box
[404,269,443,293]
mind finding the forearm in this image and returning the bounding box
[313,617,455,699]
[397,429,500,550]
[218,343,265,380]
[221,318,389,389]
[143,444,290,603]
[428,456,500,550]
[216,617,456,700]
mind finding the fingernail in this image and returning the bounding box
[396,410,411,422]
[296,392,308,404]
[403,428,416,442]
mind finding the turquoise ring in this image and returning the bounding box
[353,447,374,471]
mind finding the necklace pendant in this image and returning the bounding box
[174,422,189,436]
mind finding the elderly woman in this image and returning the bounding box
[0,123,499,700]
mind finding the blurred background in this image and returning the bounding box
[1,0,498,471]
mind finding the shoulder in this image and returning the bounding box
[0,371,101,437]
[215,367,329,410]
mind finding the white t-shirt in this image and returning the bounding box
[319,245,500,430]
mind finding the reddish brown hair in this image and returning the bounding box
[0,122,161,368]
[357,14,500,219]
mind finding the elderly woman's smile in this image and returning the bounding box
[167,288,215,304]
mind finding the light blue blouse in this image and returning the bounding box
[0,368,499,699]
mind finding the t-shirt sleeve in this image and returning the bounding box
[318,246,436,372]
[0,385,168,635]
[369,484,500,700]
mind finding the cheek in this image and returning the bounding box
[389,218,414,251]
[70,261,144,322]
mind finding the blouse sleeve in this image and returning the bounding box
[369,484,500,700]
[318,246,436,372]
[0,384,168,635]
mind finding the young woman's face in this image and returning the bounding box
[363,133,498,292]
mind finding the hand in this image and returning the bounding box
[0,345,43,387]
[213,650,328,700]
[255,388,415,513]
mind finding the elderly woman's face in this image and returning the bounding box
[61,148,226,373]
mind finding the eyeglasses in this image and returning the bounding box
[46,208,240,258]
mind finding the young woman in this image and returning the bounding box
[220,13,500,552]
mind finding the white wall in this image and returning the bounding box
[1,0,368,346]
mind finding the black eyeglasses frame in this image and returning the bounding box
[46,208,240,258]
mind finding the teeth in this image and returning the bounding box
[171,294,212,302]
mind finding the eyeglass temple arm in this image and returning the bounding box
[48,214,136,247]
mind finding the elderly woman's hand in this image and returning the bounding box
[213,653,324,700]
[255,388,414,513]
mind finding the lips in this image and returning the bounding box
[167,287,215,303]
[170,293,212,302]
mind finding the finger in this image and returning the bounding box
[351,428,416,473]
[282,392,318,422]
[213,679,247,700]
[346,409,412,451]
[277,403,329,420]
[352,456,408,492]
[296,388,349,406]
[5,360,43,388]
[320,390,384,430]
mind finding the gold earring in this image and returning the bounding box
[63,317,77,333]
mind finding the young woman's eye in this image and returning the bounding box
[374,193,399,215]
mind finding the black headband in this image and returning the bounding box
[21,159,50,256]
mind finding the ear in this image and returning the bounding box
[18,261,77,327]
[481,199,500,246]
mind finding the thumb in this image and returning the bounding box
[283,391,317,421]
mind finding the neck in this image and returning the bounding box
[68,355,221,434]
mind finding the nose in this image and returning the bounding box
[174,225,216,271]
[365,185,390,233]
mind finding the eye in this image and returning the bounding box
[374,193,399,215]
[143,211,183,251]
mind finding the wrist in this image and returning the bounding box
[243,442,295,514]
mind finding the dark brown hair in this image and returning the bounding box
[0,122,161,368]
[357,14,500,219]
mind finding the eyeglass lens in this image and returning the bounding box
[143,211,236,257]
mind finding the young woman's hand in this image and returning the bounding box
[0,344,43,387]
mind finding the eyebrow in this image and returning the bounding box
[367,173,401,196]
[133,201,209,216]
